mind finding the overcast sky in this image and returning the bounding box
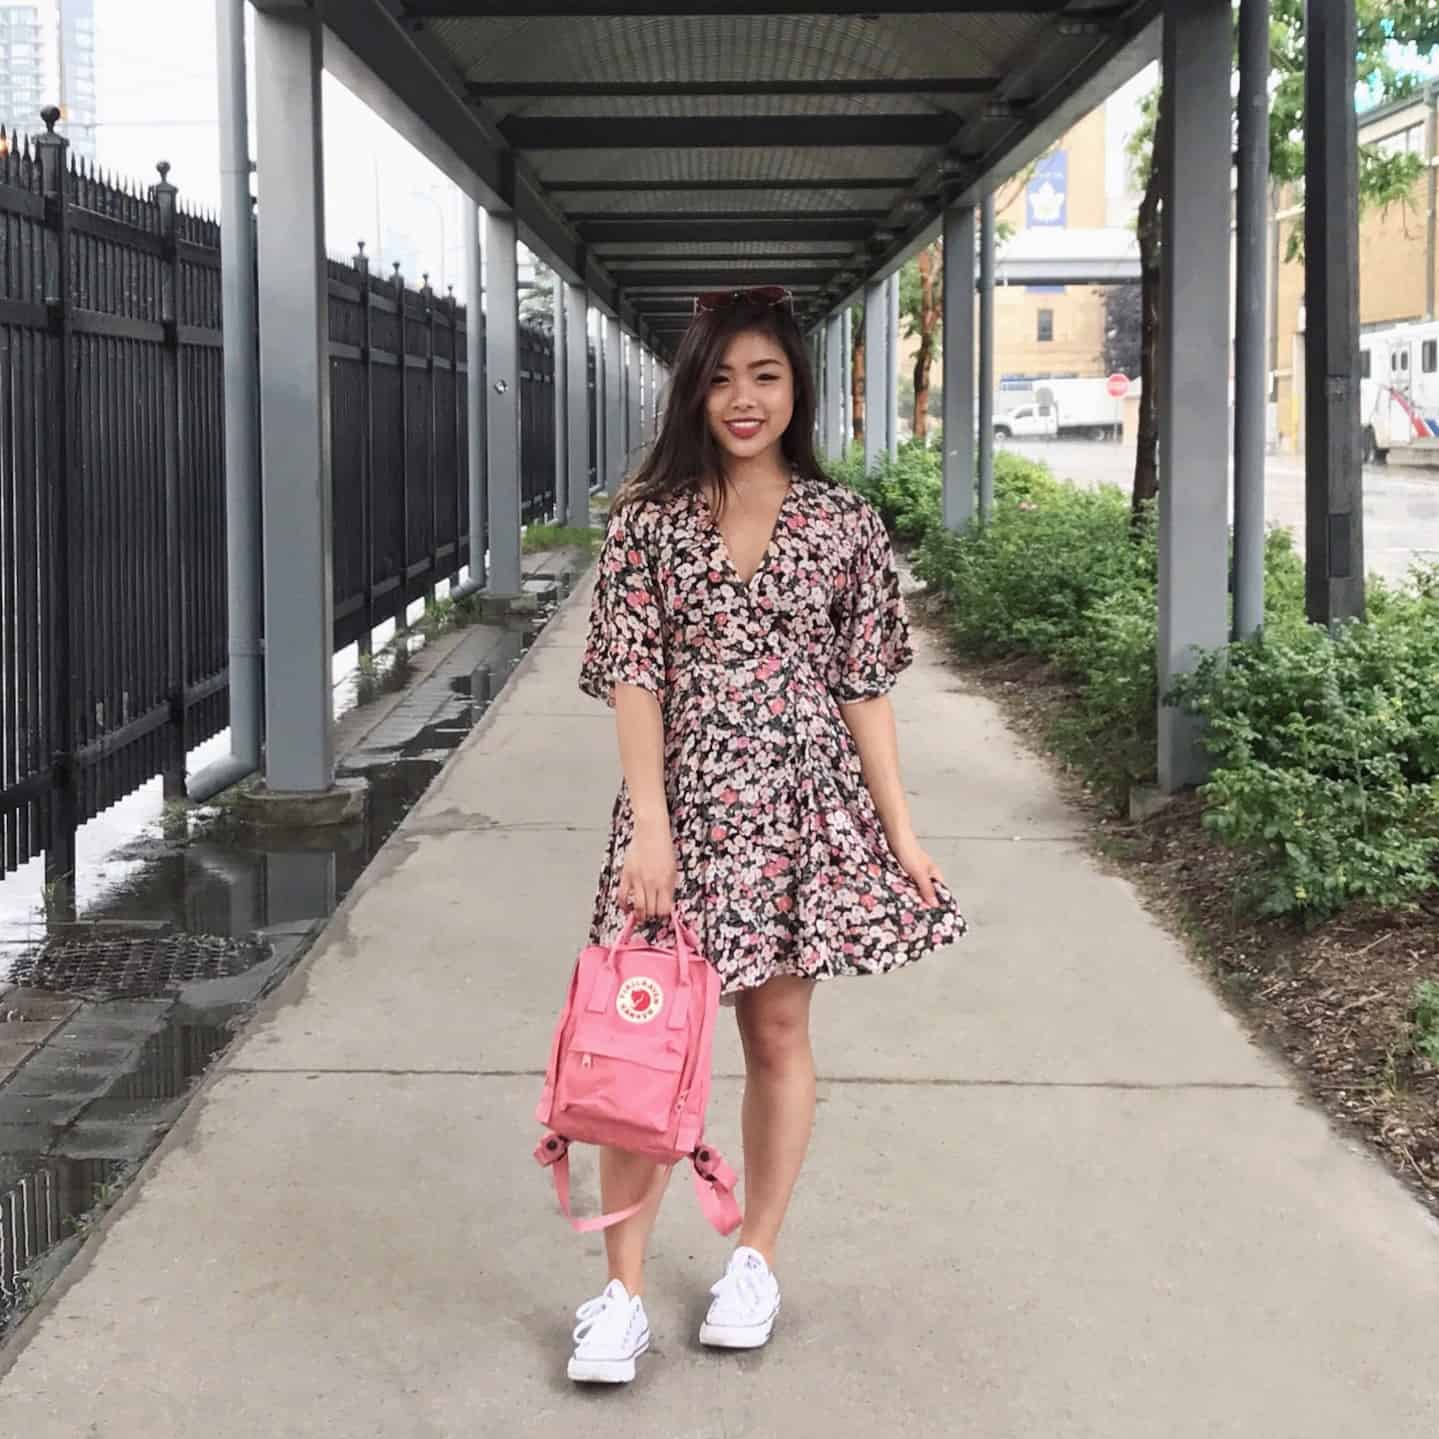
[95,0,472,296]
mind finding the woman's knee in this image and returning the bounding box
[737,981,814,1069]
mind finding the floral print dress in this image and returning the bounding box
[580,474,967,998]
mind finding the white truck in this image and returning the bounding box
[992,376,1137,442]
[1359,318,1439,463]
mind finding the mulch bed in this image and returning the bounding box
[914,599,1439,1219]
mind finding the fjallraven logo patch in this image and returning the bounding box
[617,976,663,1024]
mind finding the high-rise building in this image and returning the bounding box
[0,0,96,161]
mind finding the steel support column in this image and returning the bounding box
[484,208,522,594]
[863,280,889,475]
[1157,0,1232,791]
[565,285,591,529]
[189,0,262,802]
[942,204,976,532]
[463,203,486,587]
[1304,0,1365,624]
[552,272,569,529]
[978,192,996,522]
[604,315,623,494]
[1233,0,1269,640]
[253,5,332,793]
[823,312,844,460]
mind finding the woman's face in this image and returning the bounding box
[704,329,795,464]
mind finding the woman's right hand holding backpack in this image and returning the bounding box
[619,816,676,921]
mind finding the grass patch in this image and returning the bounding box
[524,522,603,556]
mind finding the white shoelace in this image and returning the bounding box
[573,1285,629,1348]
[710,1253,772,1317]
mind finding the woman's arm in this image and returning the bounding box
[613,684,676,920]
[839,694,943,908]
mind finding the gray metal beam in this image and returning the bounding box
[1303,0,1365,625]
[409,1,1071,13]
[604,253,855,266]
[841,305,853,454]
[942,204,976,531]
[617,271,832,289]
[573,210,892,226]
[253,4,333,794]
[546,178,912,193]
[584,220,882,244]
[863,279,889,476]
[502,116,961,150]
[1233,0,1268,641]
[469,79,999,99]
[485,209,523,594]
[978,191,996,522]
[1157,0,1231,792]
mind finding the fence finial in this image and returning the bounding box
[41,106,61,134]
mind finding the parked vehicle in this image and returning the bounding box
[992,402,1058,441]
[1359,319,1439,463]
[992,376,1137,442]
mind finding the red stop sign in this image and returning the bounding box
[1106,373,1130,399]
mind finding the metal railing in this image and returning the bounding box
[0,116,570,886]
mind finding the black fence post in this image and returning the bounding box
[449,287,462,589]
[36,108,76,909]
[423,272,438,605]
[395,261,410,629]
[355,241,374,658]
[154,160,188,803]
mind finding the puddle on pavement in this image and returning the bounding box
[0,615,544,1338]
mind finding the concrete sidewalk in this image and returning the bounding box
[1,571,1436,1438]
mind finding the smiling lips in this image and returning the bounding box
[725,418,764,439]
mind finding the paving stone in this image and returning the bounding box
[0,1040,39,1074]
[0,1092,86,1130]
[0,991,81,1023]
[0,1017,68,1048]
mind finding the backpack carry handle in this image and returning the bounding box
[585,908,701,1015]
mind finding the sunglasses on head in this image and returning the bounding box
[693,285,795,316]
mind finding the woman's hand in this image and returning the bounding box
[890,831,945,909]
[619,818,677,921]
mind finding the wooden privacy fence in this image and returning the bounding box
[0,114,564,887]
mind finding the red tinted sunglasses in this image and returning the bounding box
[693,285,795,316]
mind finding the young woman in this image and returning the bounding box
[569,286,966,1384]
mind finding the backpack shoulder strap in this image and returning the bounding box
[692,1145,742,1236]
[534,1135,669,1234]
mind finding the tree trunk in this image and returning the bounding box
[912,246,940,440]
[1133,82,1169,525]
[853,318,866,442]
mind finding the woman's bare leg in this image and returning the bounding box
[734,976,817,1266]
[599,1150,670,1296]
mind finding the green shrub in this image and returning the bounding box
[915,481,1151,661]
[1412,980,1439,1066]
[1169,590,1439,920]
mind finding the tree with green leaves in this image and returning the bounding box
[1127,0,1439,517]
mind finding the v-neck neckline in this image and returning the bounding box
[698,475,798,591]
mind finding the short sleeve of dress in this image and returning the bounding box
[579,505,667,706]
[828,501,914,703]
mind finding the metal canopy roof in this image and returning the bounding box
[318,1,1162,357]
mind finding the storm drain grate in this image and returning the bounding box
[9,932,271,998]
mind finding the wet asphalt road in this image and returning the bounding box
[1001,438,1439,588]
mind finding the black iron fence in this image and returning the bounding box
[0,115,571,887]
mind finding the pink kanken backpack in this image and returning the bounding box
[534,912,741,1235]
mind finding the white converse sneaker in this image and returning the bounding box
[699,1247,781,1350]
[567,1280,651,1384]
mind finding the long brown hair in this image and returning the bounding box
[616,296,828,513]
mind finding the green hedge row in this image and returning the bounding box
[837,439,1439,923]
